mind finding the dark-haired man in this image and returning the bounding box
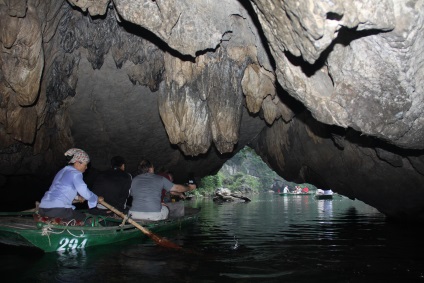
[90,156,132,216]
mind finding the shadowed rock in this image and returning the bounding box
[0,0,423,223]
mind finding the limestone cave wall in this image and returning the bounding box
[0,0,423,222]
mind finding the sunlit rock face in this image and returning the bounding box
[0,0,423,222]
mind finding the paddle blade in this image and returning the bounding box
[99,199,183,250]
[149,234,182,250]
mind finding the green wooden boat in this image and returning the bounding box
[0,207,200,253]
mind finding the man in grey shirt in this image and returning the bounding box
[129,159,196,220]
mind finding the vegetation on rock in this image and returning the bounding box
[195,146,317,197]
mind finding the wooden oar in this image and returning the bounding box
[22,201,40,212]
[98,199,182,250]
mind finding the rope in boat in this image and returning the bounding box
[64,219,86,237]
[41,220,86,246]
[41,225,55,246]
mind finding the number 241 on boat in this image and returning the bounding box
[57,238,88,251]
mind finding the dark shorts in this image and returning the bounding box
[38,207,87,221]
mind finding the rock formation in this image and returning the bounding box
[0,0,423,222]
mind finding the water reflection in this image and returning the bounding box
[317,199,333,219]
[2,193,424,282]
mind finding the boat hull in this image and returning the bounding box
[315,194,334,200]
[0,208,199,252]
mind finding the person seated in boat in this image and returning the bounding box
[283,186,289,193]
[38,148,102,222]
[156,168,182,202]
[302,187,309,193]
[90,156,132,216]
[156,168,189,217]
[158,169,188,202]
[129,159,196,221]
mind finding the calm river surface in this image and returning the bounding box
[2,193,424,282]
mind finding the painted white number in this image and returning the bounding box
[77,239,88,249]
[58,238,69,251]
[68,239,78,249]
[57,238,88,251]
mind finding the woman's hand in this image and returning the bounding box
[73,195,85,203]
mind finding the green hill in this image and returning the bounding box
[197,146,318,196]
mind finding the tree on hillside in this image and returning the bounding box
[199,146,282,193]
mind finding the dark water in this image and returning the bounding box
[2,193,424,282]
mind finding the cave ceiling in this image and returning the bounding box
[0,0,423,223]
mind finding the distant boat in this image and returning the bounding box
[315,189,335,200]
[278,192,313,196]
[315,194,334,200]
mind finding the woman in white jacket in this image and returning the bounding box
[38,148,102,221]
